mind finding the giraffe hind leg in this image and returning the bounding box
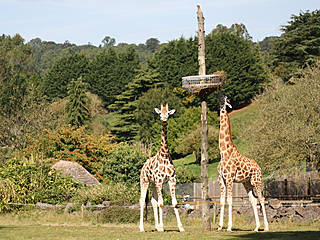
[255,184,269,231]
[169,178,184,232]
[244,182,260,232]
[218,174,226,231]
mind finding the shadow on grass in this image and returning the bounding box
[235,231,320,240]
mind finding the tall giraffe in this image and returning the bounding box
[139,103,184,232]
[217,93,269,232]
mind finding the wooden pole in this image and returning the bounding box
[197,5,211,231]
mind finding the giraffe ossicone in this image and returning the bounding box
[139,103,184,233]
[217,92,269,232]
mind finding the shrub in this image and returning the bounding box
[20,126,117,180]
[175,125,220,164]
[0,158,81,212]
[71,182,140,205]
[102,143,146,184]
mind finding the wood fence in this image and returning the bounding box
[168,171,320,205]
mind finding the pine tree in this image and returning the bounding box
[66,77,91,128]
[109,66,163,142]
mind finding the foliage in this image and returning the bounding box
[42,53,90,100]
[175,165,200,183]
[87,47,140,106]
[108,66,163,142]
[149,37,198,89]
[20,126,116,180]
[71,182,140,205]
[0,158,81,211]
[102,143,146,184]
[205,25,268,109]
[240,61,320,175]
[0,75,51,150]
[175,125,220,164]
[134,87,184,146]
[272,10,320,81]
[66,77,91,128]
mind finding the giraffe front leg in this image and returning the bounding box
[169,178,184,232]
[139,181,149,232]
[226,180,233,232]
[151,184,159,231]
[218,175,226,231]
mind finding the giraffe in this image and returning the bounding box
[139,103,184,233]
[217,92,269,232]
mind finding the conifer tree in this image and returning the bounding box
[109,66,162,142]
[66,77,91,128]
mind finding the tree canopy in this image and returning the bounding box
[272,9,320,80]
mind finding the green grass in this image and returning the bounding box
[229,104,259,155]
[0,210,319,240]
[173,154,219,180]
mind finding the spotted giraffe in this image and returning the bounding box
[139,103,184,232]
[217,92,269,232]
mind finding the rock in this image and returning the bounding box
[52,160,100,186]
[36,202,55,210]
[269,198,281,209]
[102,201,111,208]
[64,203,75,213]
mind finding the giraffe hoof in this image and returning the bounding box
[227,228,232,232]
[156,226,164,232]
[217,226,223,231]
[254,227,259,232]
[139,228,145,232]
[179,226,185,232]
[264,227,269,232]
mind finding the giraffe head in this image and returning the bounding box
[154,103,175,122]
[218,92,232,111]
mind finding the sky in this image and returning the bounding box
[1,0,319,46]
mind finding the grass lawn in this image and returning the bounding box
[1,210,319,240]
[173,154,219,180]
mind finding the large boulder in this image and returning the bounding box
[52,160,100,186]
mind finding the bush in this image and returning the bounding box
[176,125,220,164]
[71,182,140,205]
[102,143,146,184]
[240,61,320,175]
[20,126,117,180]
[96,207,139,224]
[0,158,81,212]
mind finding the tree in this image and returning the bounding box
[108,66,163,142]
[102,36,116,48]
[135,87,184,148]
[149,27,267,109]
[205,25,267,109]
[87,47,139,107]
[43,53,89,100]
[273,9,320,73]
[145,38,160,52]
[149,37,198,89]
[65,77,91,128]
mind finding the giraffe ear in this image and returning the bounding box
[154,108,161,114]
[168,109,176,115]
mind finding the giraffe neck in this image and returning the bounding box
[219,109,235,150]
[160,121,169,155]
